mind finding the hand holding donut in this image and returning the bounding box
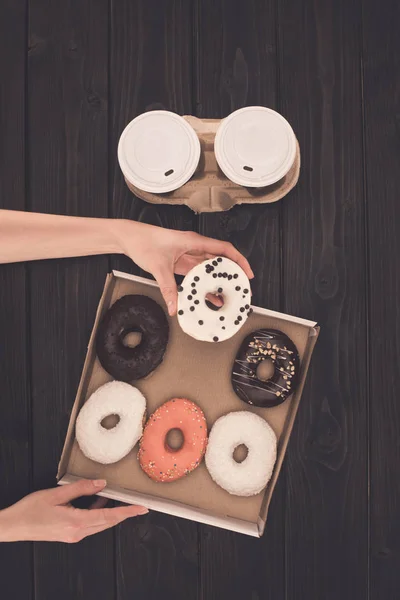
[112,220,254,316]
[0,479,148,543]
[0,210,253,317]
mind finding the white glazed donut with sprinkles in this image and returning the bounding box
[177,257,252,342]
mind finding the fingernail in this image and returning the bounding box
[137,507,149,515]
[93,479,107,488]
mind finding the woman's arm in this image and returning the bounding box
[0,210,121,263]
[0,210,253,315]
[0,479,147,543]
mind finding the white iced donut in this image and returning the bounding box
[177,257,252,342]
[76,381,146,464]
[205,411,277,496]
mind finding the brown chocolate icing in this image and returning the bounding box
[232,329,300,408]
[96,295,169,381]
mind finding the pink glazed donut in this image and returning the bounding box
[138,398,207,482]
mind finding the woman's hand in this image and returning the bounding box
[112,220,254,316]
[0,479,148,543]
[0,211,253,316]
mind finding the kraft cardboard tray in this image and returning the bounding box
[58,271,319,538]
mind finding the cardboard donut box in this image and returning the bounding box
[58,271,319,537]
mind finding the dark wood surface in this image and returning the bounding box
[0,1,399,599]
[0,3,33,599]
[363,1,400,597]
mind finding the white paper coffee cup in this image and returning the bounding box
[118,110,201,194]
[214,106,297,187]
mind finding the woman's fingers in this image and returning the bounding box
[206,293,224,307]
[153,266,178,316]
[78,504,148,529]
[197,238,254,279]
[53,479,107,505]
[180,233,254,279]
[89,496,109,510]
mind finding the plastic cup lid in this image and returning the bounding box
[118,111,201,193]
[214,106,297,187]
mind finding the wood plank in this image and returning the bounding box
[0,1,33,599]
[278,0,368,598]
[27,1,114,598]
[362,1,400,597]
[109,2,199,599]
[194,1,285,599]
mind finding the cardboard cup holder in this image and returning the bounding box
[119,110,301,214]
[58,272,318,537]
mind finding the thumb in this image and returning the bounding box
[154,266,178,316]
[52,479,107,505]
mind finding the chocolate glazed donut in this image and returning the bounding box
[232,329,300,408]
[96,295,169,381]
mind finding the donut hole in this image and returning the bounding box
[205,293,225,311]
[101,414,121,430]
[256,358,275,381]
[165,428,184,451]
[121,329,142,349]
[233,444,249,464]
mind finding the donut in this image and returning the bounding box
[232,329,300,408]
[138,398,207,482]
[76,381,146,464]
[177,256,252,342]
[205,411,277,496]
[96,294,169,381]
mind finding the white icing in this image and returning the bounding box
[177,257,251,342]
[76,381,146,464]
[205,411,277,496]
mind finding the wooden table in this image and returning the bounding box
[0,1,399,598]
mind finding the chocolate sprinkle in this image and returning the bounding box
[194,276,200,281]
[240,307,245,312]
[217,257,222,262]
[212,260,218,266]
[245,304,250,309]
[192,289,197,295]
[238,316,242,322]
[218,288,223,293]
[213,273,217,278]
[194,300,200,305]
[234,274,239,279]
[235,286,241,291]
[191,282,196,287]
[244,289,249,294]
[178,310,183,315]
[228,275,233,280]
[190,306,195,312]
[213,336,219,342]
[234,320,239,325]
[178,286,183,292]
[198,320,204,325]
[187,295,192,300]
[219,316,225,321]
